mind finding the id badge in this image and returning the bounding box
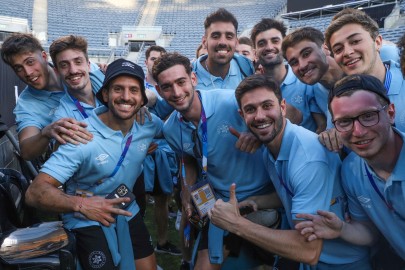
[74,189,93,220]
[190,179,216,218]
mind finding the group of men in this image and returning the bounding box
[1,5,404,270]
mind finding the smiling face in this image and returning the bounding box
[156,64,197,114]
[55,48,91,92]
[203,21,237,66]
[330,90,394,160]
[10,50,50,90]
[102,75,144,121]
[254,28,284,68]
[329,23,382,76]
[239,87,286,146]
[285,39,329,85]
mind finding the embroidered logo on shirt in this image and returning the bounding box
[292,95,303,104]
[217,121,230,138]
[138,141,147,152]
[49,107,57,116]
[88,250,106,268]
[357,195,372,209]
[96,154,109,165]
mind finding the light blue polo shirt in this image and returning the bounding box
[163,89,273,201]
[314,83,334,129]
[385,60,405,132]
[341,128,405,260]
[14,86,65,133]
[192,54,253,90]
[380,44,400,63]
[53,71,105,120]
[281,65,325,133]
[146,81,174,120]
[41,106,163,230]
[263,121,369,267]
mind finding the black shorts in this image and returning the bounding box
[72,212,154,270]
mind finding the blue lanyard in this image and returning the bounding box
[276,170,294,197]
[69,94,89,119]
[384,63,392,94]
[109,135,133,178]
[364,163,393,211]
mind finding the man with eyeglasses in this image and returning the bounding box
[295,74,405,266]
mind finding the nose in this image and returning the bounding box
[68,63,79,74]
[351,119,367,137]
[172,83,182,97]
[121,88,130,100]
[23,65,34,77]
[343,45,354,57]
[254,107,266,121]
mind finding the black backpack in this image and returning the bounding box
[0,168,36,233]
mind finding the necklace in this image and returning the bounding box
[204,59,216,89]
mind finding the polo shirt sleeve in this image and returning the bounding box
[14,98,43,132]
[151,113,164,138]
[290,161,334,221]
[40,143,84,185]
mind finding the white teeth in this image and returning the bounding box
[355,139,371,145]
[70,76,81,80]
[346,59,359,65]
[256,123,270,129]
[217,50,227,54]
[118,104,132,109]
[30,77,38,82]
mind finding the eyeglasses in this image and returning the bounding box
[333,105,388,132]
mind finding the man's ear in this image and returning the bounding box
[191,72,198,87]
[238,108,244,119]
[155,84,162,96]
[101,88,108,104]
[202,35,207,50]
[375,34,383,52]
[387,103,396,125]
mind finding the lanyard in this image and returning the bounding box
[364,163,394,211]
[276,170,294,197]
[179,91,208,183]
[69,94,89,119]
[108,135,133,178]
[384,63,392,94]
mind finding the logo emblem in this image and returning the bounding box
[357,195,372,208]
[292,95,303,104]
[96,154,109,165]
[88,251,106,268]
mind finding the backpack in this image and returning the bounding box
[0,168,36,233]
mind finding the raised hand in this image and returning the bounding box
[229,127,261,153]
[295,210,344,242]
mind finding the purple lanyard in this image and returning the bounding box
[108,135,133,178]
[69,94,89,119]
[384,64,392,94]
[276,170,294,197]
[364,162,393,211]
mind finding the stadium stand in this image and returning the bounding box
[0,0,33,28]
[154,0,287,59]
[47,0,145,56]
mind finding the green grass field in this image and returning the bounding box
[144,201,183,270]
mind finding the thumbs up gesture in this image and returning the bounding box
[208,183,241,232]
